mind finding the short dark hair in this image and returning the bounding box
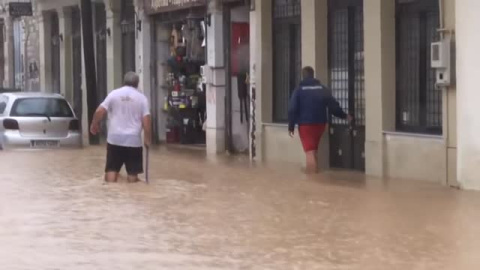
[302,66,315,79]
[124,72,140,88]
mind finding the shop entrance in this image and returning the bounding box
[152,9,207,146]
[224,1,250,154]
[328,0,365,171]
[51,12,61,94]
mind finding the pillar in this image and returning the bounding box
[3,17,15,88]
[301,0,329,169]
[58,7,73,101]
[205,1,226,154]
[364,0,396,176]
[135,2,151,97]
[456,0,480,190]
[251,0,273,160]
[106,0,123,92]
[442,0,458,187]
[39,11,53,93]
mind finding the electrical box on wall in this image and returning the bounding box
[431,37,452,88]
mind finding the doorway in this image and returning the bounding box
[51,12,61,94]
[72,7,83,123]
[328,0,365,171]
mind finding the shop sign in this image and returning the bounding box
[9,2,33,17]
[145,0,206,14]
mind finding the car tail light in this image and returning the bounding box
[3,119,19,130]
[69,119,79,131]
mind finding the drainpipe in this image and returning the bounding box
[438,0,445,39]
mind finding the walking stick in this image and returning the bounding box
[145,146,150,184]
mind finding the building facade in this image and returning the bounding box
[4,0,480,190]
[0,0,41,92]
[250,0,464,187]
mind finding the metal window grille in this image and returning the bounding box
[330,9,349,125]
[329,6,365,127]
[272,0,301,123]
[396,0,442,134]
[353,8,365,127]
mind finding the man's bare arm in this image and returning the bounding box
[142,115,152,147]
[90,107,107,135]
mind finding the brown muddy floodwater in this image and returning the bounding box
[1,146,480,270]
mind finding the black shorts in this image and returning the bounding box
[105,143,143,175]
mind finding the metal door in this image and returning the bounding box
[72,7,83,122]
[328,0,365,171]
[121,0,136,74]
[51,12,61,94]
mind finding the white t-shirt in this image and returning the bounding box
[100,86,150,148]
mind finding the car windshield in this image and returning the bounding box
[10,98,74,118]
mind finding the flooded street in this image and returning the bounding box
[1,147,480,270]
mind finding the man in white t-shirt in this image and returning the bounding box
[90,72,152,183]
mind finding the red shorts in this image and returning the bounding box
[298,124,327,152]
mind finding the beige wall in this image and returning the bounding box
[456,0,480,190]
[363,0,456,185]
[364,0,396,177]
[253,0,273,161]
[443,0,458,187]
[263,124,304,165]
[384,133,447,184]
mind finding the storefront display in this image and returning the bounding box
[163,23,206,145]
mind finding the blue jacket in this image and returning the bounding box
[288,78,347,132]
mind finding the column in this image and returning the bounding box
[3,17,15,88]
[205,0,226,154]
[106,0,123,92]
[39,11,52,93]
[135,3,151,97]
[456,0,480,190]
[58,7,73,101]
[301,0,329,169]
[251,0,273,160]
[363,0,396,176]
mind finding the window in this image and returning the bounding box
[11,98,74,118]
[396,0,442,134]
[272,0,301,123]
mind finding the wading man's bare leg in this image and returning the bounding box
[105,171,119,183]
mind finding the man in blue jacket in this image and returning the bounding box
[288,66,352,174]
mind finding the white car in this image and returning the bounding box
[0,92,82,150]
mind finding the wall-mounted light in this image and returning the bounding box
[59,34,63,42]
[106,27,111,37]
